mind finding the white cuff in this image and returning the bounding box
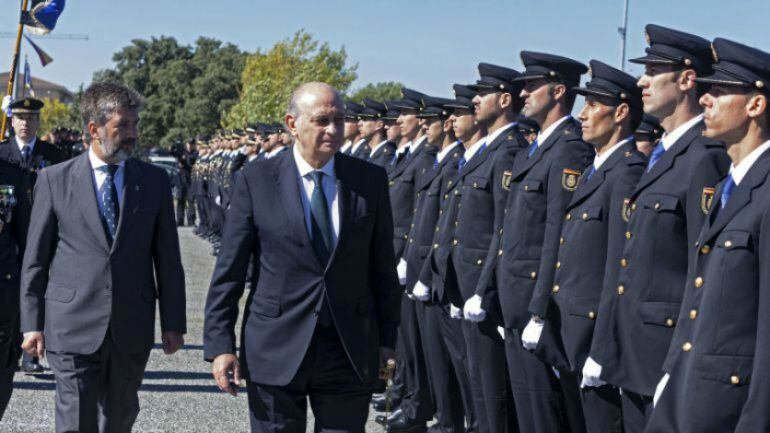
[497,326,506,340]
[462,295,486,322]
[521,317,544,350]
[580,356,606,388]
[449,304,463,319]
[396,258,407,285]
[413,281,430,301]
[653,373,670,407]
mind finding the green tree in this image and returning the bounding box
[224,30,358,128]
[347,81,403,104]
[39,98,76,135]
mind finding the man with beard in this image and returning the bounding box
[584,25,730,433]
[466,52,594,433]
[20,82,186,433]
[358,99,395,167]
[646,36,770,433]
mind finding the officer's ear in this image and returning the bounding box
[499,92,513,110]
[747,92,768,127]
[285,114,298,138]
[87,121,101,143]
[614,102,630,125]
[550,83,568,102]
[677,69,698,93]
[375,119,385,132]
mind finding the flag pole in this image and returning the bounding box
[1,0,30,139]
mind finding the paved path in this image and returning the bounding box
[0,227,385,432]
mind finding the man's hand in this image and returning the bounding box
[161,331,184,355]
[412,281,431,302]
[379,346,397,379]
[653,373,670,407]
[463,295,486,322]
[580,356,606,388]
[212,353,241,396]
[21,332,45,359]
[521,316,544,350]
[396,259,407,285]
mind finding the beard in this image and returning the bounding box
[98,137,134,163]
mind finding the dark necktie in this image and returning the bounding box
[308,171,334,326]
[20,145,31,167]
[720,173,735,209]
[527,139,539,158]
[647,141,666,172]
[100,164,121,241]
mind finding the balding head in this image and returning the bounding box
[285,82,345,168]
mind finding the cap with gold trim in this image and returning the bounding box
[629,24,712,74]
[695,37,770,93]
[9,97,44,115]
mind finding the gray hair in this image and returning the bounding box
[287,82,341,119]
[81,82,144,143]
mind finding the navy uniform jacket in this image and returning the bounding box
[476,118,594,332]
[647,150,770,433]
[424,125,527,307]
[203,151,401,386]
[403,143,462,294]
[388,139,437,260]
[533,141,646,373]
[351,140,371,160]
[589,120,729,396]
[0,137,66,187]
[0,161,31,369]
[368,141,397,168]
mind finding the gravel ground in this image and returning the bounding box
[0,227,384,432]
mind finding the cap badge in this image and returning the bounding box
[23,100,30,108]
[684,58,692,66]
[757,81,765,89]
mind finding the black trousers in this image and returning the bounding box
[395,295,433,422]
[195,194,209,234]
[620,389,653,433]
[208,198,225,238]
[0,317,21,420]
[46,332,151,433]
[175,185,195,226]
[421,303,477,433]
[461,319,515,433]
[580,383,622,433]
[247,325,372,433]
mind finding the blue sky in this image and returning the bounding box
[2,0,769,98]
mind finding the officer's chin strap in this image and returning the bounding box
[381,359,396,432]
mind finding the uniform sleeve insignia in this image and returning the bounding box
[502,170,512,191]
[562,168,581,191]
[701,187,716,215]
[622,198,632,222]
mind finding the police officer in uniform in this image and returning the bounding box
[527,60,647,432]
[341,101,365,156]
[0,160,30,419]
[645,37,770,433]
[358,99,396,167]
[466,52,594,433]
[517,115,540,144]
[634,115,664,157]
[584,25,730,433]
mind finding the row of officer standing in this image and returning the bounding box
[340,23,769,433]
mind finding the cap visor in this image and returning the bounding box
[628,54,677,65]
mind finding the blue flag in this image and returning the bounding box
[23,56,36,97]
[21,0,66,35]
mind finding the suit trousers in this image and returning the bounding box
[395,295,434,422]
[46,332,151,433]
[247,325,372,433]
[504,328,565,433]
[462,319,515,433]
[422,303,477,433]
[0,318,20,420]
[195,194,209,234]
[620,389,653,433]
[580,383,622,433]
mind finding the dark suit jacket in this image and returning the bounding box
[203,151,401,386]
[589,120,730,396]
[533,141,646,373]
[647,150,770,433]
[0,137,66,187]
[476,118,594,331]
[19,153,186,355]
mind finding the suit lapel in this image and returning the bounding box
[327,158,351,270]
[633,122,702,196]
[71,153,110,253]
[7,137,23,165]
[511,118,574,180]
[112,159,142,252]
[568,142,631,207]
[275,153,313,251]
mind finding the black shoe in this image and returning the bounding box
[372,394,400,412]
[387,409,427,433]
[21,362,45,374]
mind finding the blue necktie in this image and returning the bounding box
[585,165,597,181]
[458,156,467,171]
[527,139,539,158]
[433,158,439,170]
[100,164,120,241]
[308,171,334,326]
[647,141,665,172]
[720,174,735,209]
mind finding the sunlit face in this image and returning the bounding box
[384,121,401,142]
[359,118,379,139]
[577,95,619,146]
[397,109,421,139]
[520,78,556,124]
[11,112,40,142]
[425,118,445,144]
[450,108,477,142]
[637,64,682,118]
[286,88,345,163]
[343,119,359,141]
[90,107,139,163]
[472,90,502,125]
[699,85,754,143]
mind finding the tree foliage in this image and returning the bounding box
[39,98,78,135]
[223,30,358,128]
[93,36,246,148]
[347,82,403,104]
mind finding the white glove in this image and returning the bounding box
[521,317,544,350]
[1,95,11,116]
[449,304,463,319]
[497,326,506,340]
[580,356,607,388]
[215,195,221,206]
[653,373,670,407]
[413,281,430,301]
[396,258,407,285]
[463,295,486,322]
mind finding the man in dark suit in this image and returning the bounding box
[1,97,66,374]
[584,25,730,433]
[19,82,187,433]
[0,160,31,420]
[646,37,770,433]
[204,82,400,433]
[527,60,647,432]
[357,99,396,168]
[468,52,595,433]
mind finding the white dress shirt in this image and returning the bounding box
[486,122,516,146]
[730,140,770,186]
[16,136,37,154]
[592,137,633,171]
[350,139,367,155]
[370,140,390,156]
[437,141,461,163]
[535,115,572,148]
[293,145,340,246]
[463,138,487,161]
[89,147,125,218]
[660,114,704,151]
[267,145,286,159]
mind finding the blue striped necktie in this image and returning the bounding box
[100,164,120,241]
[646,141,666,172]
[720,174,735,209]
[527,139,538,158]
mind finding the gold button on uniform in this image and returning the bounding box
[565,213,572,221]
[582,212,589,221]
[666,318,674,327]
[409,239,414,243]
[452,239,458,246]
[552,285,560,293]
[617,285,625,295]
[4,274,10,280]
[631,203,637,211]
[682,342,692,352]
[689,310,698,320]
[725,240,733,248]
[555,262,561,269]
[560,237,565,245]
[498,249,504,257]
[625,231,632,239]
[499,228,503,235]
[588,311,596,319]
[620,258,628,268]
[700,245,711,255]
[530,271,537,280]
[654,202,661,210]
[694,277,704,288]
[730,375,740,385]
[476,259,483,266]
[524,185,530,191]
[433,243,439,249]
